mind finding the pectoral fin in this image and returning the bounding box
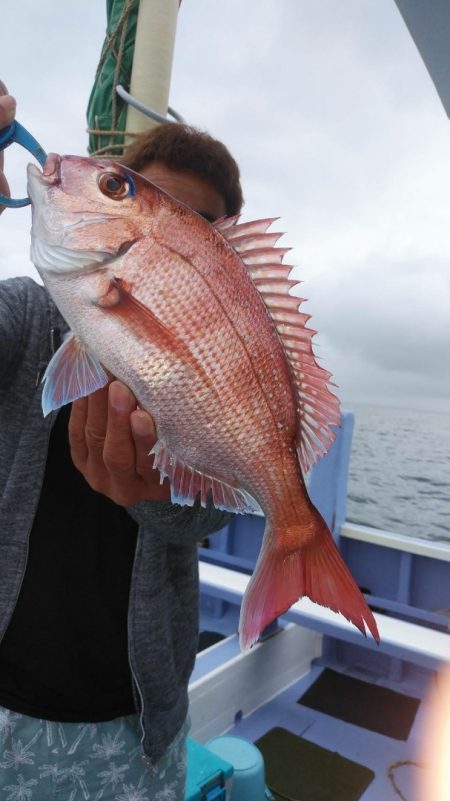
[41,333,109,416]
[103,278,181,352]
[104,278,215,392]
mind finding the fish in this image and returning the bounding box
[27,153,380,651]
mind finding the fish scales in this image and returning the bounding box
[76,216,297,495]
[27,154,380,650]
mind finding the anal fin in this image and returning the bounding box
[151,440,262,514]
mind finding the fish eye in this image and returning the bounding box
[98,172,131,200]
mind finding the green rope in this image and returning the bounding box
[86,0,140,157]
[86,0,183,158]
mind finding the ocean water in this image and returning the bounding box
[345,403,450,544]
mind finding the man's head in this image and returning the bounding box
[121,123,243,222]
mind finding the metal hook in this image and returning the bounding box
[0,120,47,208]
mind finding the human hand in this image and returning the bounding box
[69,380,171,506]
[0,81,16,214]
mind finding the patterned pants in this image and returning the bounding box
[0,706,189,801]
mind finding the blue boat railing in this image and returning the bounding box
[199,411,450,668]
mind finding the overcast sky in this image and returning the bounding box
[1,0,449,413]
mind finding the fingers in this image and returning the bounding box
[0,171,10,211]
[68,395,89,469]
[86,384,110,445]
[0,83,16,211]
[0,86,16,127]
[68,380,170,505]
[69,385,112,492]
[131,409,171,500]
[130,409,156,473]
[105,382,170,504]
[102,382,138,483]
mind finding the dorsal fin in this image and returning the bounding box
[215,216,340,472]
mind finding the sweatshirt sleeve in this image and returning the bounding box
[0,276,42,388]
[127,497,234,546]
[0,277,29,380]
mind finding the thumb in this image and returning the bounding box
[0,87,16,211]
[0,171,10,215]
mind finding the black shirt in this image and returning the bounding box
[0,404,139,721]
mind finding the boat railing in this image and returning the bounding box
[198,560,450,670]
[199,411,450,671]
[341,521,450,562]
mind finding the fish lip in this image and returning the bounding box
[27,153,61,187]
[42,153,61,181]
[27,162,51,205]
[27,162,43,180]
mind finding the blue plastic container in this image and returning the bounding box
[185,738,234,801]
[206,735,267,801]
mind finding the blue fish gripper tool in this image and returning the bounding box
[0,120,47,207]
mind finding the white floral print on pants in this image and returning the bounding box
[0,706,189,801]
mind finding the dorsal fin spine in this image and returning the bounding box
[217,215,340,472]
[248,266,294,281]
[242,247,291,265]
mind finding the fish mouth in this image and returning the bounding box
[27,153,61,196]
[28,156,136,275]
[28,160,121,232]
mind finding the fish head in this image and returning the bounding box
[27,154,161,279]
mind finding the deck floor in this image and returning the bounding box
[222,657,433,801]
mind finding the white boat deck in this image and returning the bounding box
[190,625,437,801]
[194,519,450,800]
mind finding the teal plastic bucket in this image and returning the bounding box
[206,735,267,801]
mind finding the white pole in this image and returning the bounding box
[126,0,180,134]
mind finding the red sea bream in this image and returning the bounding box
[27,154,379,650]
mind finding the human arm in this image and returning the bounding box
[128,496,233,546]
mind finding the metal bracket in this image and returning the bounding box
[116,84,185,125]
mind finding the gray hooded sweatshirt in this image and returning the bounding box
[0,276,231,768]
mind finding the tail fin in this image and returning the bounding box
[239,512,379,651]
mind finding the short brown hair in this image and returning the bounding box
[121,124,243,217]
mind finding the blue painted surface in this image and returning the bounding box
[342,540,447,617]
[308,411,355,537]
